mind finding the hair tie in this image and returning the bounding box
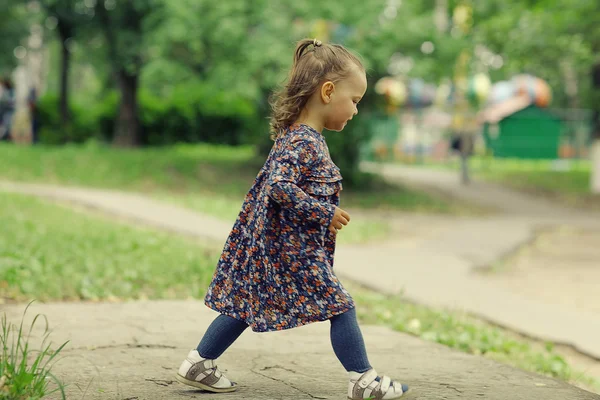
[313,39,322,47]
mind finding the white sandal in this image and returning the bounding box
[176,349,237,393]
[348,369,410,399]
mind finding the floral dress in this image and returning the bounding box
[204,124,355,332]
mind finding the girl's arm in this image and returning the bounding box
[266,138,335,227]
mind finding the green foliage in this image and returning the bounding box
[13,0,600,185]
[38,0,92,30]
[36,94,103,144]
[36,86,261,146]
[326,112,373,187]
[0,3,30,73]
[137,82,258,146]
[146,0,292,97]
[92,0,165,75]
[0,302,67,399]
[472,1,598,108]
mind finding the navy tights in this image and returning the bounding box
[197,308,371,373]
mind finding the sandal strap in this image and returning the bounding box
[357,369,378,389]
[198,367,222,386]
[352,370,397,400]
[380,375,391,393]
[352,370,380,399]
[185,359,220,383]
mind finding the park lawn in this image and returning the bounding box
[0,191,219,301]
[0,142,474,217]
[424,157,600,210]
[479,169,600,210]
[0,191,597,394]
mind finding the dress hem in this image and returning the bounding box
[204,300,355,333]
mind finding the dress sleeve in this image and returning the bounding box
[266,138,336,227]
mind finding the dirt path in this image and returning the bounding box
[481,225,600,316]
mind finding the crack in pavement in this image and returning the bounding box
[144,378,175,387]
[440,382,463,393]
[260,364,314,378]
[251,356,328,399]
[65,343,177,352]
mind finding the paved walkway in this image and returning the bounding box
[2,180,600,361]
[3,301,598,400]
[0,181,233,243]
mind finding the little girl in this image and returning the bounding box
[176,38,411,399]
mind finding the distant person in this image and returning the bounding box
[0,77,15,142]
[450,132,474,184]
[174,39,410,399]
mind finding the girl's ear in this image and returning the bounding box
[320,81,335,104]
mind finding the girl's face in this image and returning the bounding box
[323,66,367,132]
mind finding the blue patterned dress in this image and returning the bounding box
[204,123,355,332]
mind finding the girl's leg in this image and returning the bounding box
[197,314,249,359]
[331,308,410,399]
[330,308,372,373]
[177,314,248,392]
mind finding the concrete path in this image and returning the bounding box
[2,180,600,361]
[3,301,598,400]
[0,181,233,243]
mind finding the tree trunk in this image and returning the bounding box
[112,69,139,147]
[591,62,600,194]
[59,40,70,130]
[591,109,600,194]
[57,22,72,135]
[591,138,600,194]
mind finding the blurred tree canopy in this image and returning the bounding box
[0,2,30,74]
[1,0,599,179]
[37,0,91,129]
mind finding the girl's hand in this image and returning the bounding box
[328,207,350,235]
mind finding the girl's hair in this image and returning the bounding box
[269,38,364,139]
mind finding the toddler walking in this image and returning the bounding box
[176,38,410,399]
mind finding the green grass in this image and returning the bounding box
[1,191,598,394]
[0,302,67,399]
[0,192,218,301]
[0,142,257,195]
[419,156,600,209]
[0,142,474,227]
[480,170,599,210]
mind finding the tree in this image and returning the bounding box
[94,0,165,147]
[0,3,30,74]
[37,0,92,131]
[484,0,600,192]
[593,61,600,193]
